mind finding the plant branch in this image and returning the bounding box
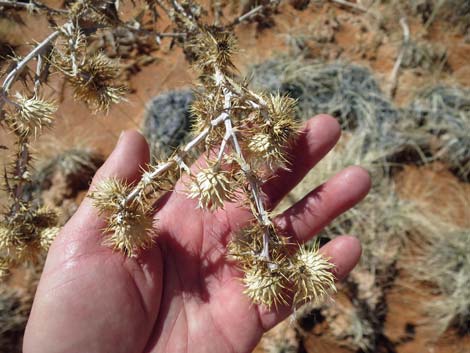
[124,112,227,205]
[213,67,272,261]
[1,30,60,94]
[0,0,68,14]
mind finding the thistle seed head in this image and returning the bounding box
[0,223,17,255]
[104,210,155,257]
[291,245,336,306]
[6,94,57,138]
[39,226,60,251]
[267,94,297,126]
[67,52,126,112]
[190,91,223,133]
[191,29,237,73]
[243,262,290,309]
[89,178,131,215]
[188,167,236,210]
[247,132,288,170]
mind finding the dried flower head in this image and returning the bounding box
[0,224,14,254]
[246,94,298,169]
[89,178,132,214]
[188,167,236,210]
[67,52,126,112]
[89,177,156,256]
[5,94,57,137]
[191,29,237,73]
[267,94,297,128]
[104,210,154,257]
[39,226,60,251]
[291,245,336,306]
[190,91,223,134]
[248,132,289,169]
[68,0,119,26]
[243,262,290,308]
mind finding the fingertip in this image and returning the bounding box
[308,114,341,143]
[321,235,362,281]
[92,130,150,185]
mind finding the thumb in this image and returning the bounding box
[24,131,162,353]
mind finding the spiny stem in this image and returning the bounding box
[8,137,31,217]
[2,30,60,94]
[123,111,227,205]
[214,67,272,260]
[0,0,68,14]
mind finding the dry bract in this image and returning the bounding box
[188,167,236,210]
[5,94,57,138]
[292,246,336,305]
[66,53,126,112]
[104,210,155,257]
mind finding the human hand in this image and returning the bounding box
[23,115,371,353]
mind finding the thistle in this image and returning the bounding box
[64,52,126,112]
[243,263,290,308]
[5,94,57,138]
[188,166,237,210]
[89,178,154,256]
[290,245,336,305]
[90,20,336,309]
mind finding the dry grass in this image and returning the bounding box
[403,86,470,180]
[410,228,470,336]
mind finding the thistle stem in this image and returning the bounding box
[123,111,227,205]
[7,137,31,217]
[214,67,272,260]
[0,0,67,14]
[2,30,60,94]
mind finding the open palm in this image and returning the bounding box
[24,115,370,353]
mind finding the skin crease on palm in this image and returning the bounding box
[23,115,371,353]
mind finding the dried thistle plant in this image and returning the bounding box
[90,7,336,308]
[0,0,131,277]
[0,0,334,308]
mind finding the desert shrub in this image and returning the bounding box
[142,89,194,160]
[25,148,103,203]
